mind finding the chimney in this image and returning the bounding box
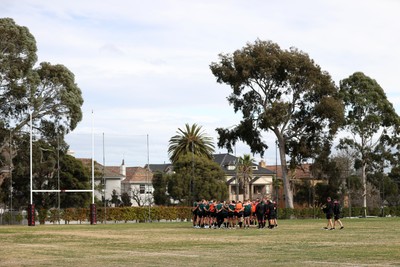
[259,160,266,168]
[120,159,126,176]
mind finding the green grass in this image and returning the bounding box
[1,218,400,266]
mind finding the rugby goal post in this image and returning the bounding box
[28,111,97,226]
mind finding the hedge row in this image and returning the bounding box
[41,206,193,224]
[36,206,400,224]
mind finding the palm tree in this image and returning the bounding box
[237,154,255,201]
[168,123,215,163]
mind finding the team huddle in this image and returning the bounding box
[192,198,278,229]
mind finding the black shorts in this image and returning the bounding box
[228,212,234,218]
[197,211,204,218]
[235,211,243,218]
[326,213,333,220]
[334,214,341,220]
[244,211,251,218]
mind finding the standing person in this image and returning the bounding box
[272,200,278,227]
[222,200,230,228]
[250,199,258,226]
[196,199,206,228]
[215,200,224,228]
[255,198,266,229]
[192,200,198,228]
[203,200,210,228]
[243,199,252,229]
[266,199,277,229]
[322,197,334,230]
[228,200,236,229]
[333,199,344,230]
[234,200,244,228]
[209,200,216,228]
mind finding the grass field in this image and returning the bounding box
[1,218,399,267]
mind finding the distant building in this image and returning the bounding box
[144,153,277,202]
[77,153,279,206]
[78,158,154,207]
[78,158,125,205]
[121,166,154,207]
[214,153,276,202]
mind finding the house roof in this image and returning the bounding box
[146,164,171,173]
[122,167,153,183]
[213,153,275,176]
[264,163,313,180]
[77,158,124,179]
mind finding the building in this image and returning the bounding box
[79,153,276,206]
[214,153,276,202]
[121,165,154,206]
[78,158,125,205]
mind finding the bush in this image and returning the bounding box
[48,209,62,224]
[38,209,48,224]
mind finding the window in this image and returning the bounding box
[227,165,236,171]
[140,184,145,194]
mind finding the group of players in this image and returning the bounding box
[192,198,278,229]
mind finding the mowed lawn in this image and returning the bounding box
[0,218,399,267]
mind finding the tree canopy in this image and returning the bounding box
[0,18,84,210]
[168,123,215,163]
[210,39,344,208]
[167,154,228,205]
[338,72,400,216]
[0,18,83,159]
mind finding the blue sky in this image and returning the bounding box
[2,0,400,167]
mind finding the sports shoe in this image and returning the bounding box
[340,226,344,230]
[329,228,335,230]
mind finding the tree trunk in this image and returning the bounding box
[279,144,294,209]
[242,182,246,202]
[362,163,367,218]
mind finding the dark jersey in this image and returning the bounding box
[325,201,333,215]
[216,203,223,212]
[244,203,252,213]
[228,204,235,213]
[198,203,205,212]
[333,203,341,215]
[256,202,266,215]
[267,202,276,216]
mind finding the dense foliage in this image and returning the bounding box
[167,154,228,205]
[0,18,84,210]
[210,39,344,208]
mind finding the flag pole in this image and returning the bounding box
[90,110,96,224]
[28,111,35,226]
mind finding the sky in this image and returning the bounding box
[2,0,400,167]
